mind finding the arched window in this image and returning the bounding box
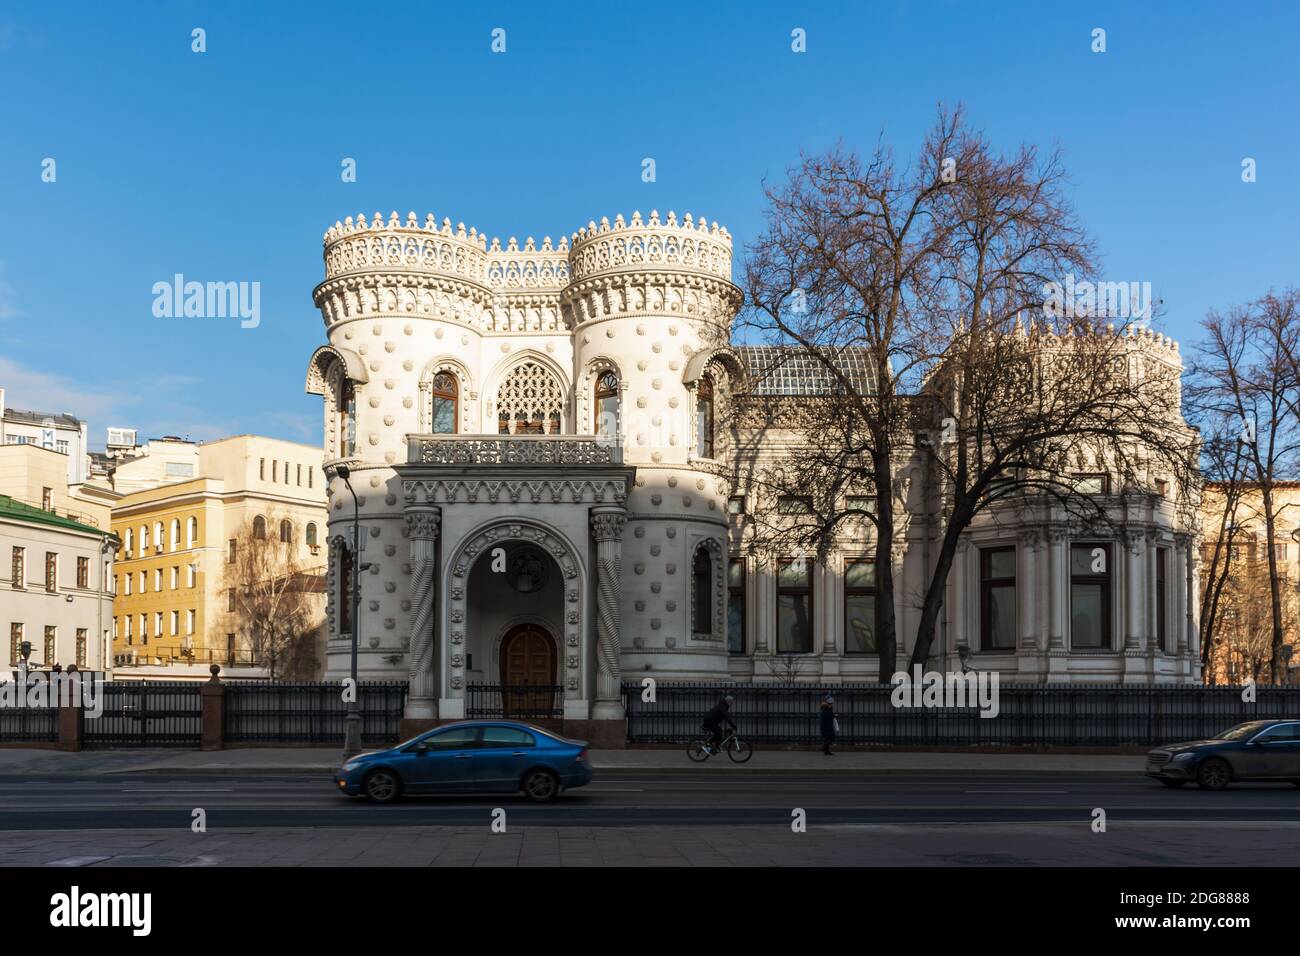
[170,519,180,551]
[594,370,619,436]
[306,522,318,548]
[187,517,198,548]
[139,525,148,552]
[497,361,565,435]
[692,547,713,634]
[253,516,266,540]
[125,528,133,555]
[339,379,357,456]
[431,372,458,434]
[279,519,292,544]
[154,522,165,552]
[696,376,715,458]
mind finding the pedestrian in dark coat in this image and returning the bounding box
[819,694,837,755]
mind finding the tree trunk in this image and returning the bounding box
[874,449,897,680]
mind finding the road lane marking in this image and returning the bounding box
[964,789,1069,794]
[120,788,234,793]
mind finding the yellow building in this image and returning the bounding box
[110,435,327,679]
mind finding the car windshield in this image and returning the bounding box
[1213,721,1271,741]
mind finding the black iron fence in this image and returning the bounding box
[466,684,564,719]
[622,682,1300,746]
[82,681,203,748]
[224,681,407,744]
[0,703,58,742]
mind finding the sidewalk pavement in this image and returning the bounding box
[0,747,1145,775]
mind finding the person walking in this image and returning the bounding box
[819,693,838,755]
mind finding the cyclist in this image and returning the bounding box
[702,693,736,753]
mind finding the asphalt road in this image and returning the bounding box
[0,770,1297,829]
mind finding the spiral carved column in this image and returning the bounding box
[405,505,441,718]
[590,506,626,719]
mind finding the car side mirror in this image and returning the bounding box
[413,742,429,755]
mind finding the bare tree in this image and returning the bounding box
[740,106,974,678]
[906,128,1197,667]
[1187,295,1300,682]
[220,511,325,680]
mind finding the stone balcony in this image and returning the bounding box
[406,434,623,467]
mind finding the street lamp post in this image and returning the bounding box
[337,465,366,759]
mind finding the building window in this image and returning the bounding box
[228,589,236,612]
[186,610,195,635]
[169,610,178,637]
[1156,547,1169,652]
[845,559,878,654]
[139,525,148,553]
[777,495,813,515]
[124,616,132,644]
[979,547,1017,650]
[431,371,458,434]
[308,468,313,489]
[497,361,564,435]
[306,523,318,549]
[1072,474,1112,495]
[1155,478,1168,497]
[296,464,302,486]
[272,460,278,483]
[170,566,179,590]
[11,547,24,589]
[253,516,266,540]
[138,570,145,594]
[340,379,357,456]
[140,613,148,644]
[692,547,713,634]
[338,542,354,633]
[594,370,619,436]
[154,522,164,551]
[154,568,162,592]
[280,519,292,544]
[154,612,163,640]
[124,574,131,596]
[695,376,714,458]
[227,633,236,662]
[727,558,745,654]
[1070,543,1112,649]
[10,623,22,665]
[42,487,52,511]
[170,520,180,550]
[259,458,265,480]
[76,629,87,667]
[776,559,814,653]
[44,625,55,665]
[846,496,877,515]
[726,495,746,515]
[124,528,133,556]
[45,552,57,592]
[77,557,89,589]
[228,539,237,563]
[187,565,196,588]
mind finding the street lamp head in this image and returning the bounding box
[336,465,351,480]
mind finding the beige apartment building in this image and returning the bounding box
[110,435,327,679]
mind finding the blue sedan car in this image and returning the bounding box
[336,720,592,803]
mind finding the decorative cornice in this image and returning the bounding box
[403,477,629,507]
[410,435,622,466]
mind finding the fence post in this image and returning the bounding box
[200,664,225,751]
[57,671,82,752]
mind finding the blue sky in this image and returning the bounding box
[1,1,1296,449]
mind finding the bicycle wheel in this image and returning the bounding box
[726,738,753,763]
[687,740,711,762]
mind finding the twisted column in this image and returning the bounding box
[590,506,626,719]
[405,506,440,718]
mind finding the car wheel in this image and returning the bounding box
[363,768,402,804]
[522,768,560,803]
[1196,759,1231,791]
[1159,779,1187,788]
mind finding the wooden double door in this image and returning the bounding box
[499,624,558,716]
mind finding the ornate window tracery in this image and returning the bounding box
[431,371,458,434]
[496,361,565,435]
[594,370,619,436]
[695,376,715,458]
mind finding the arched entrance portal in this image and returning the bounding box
[500,624,558,716]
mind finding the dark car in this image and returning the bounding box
[336,720,592,803]
[1145,719,1300,790]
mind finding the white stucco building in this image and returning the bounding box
[305,209,1201,734]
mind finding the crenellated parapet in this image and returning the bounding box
[313,209,742,333]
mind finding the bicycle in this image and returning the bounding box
[687,725,753,763]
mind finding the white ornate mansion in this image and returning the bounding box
[305,209,1202,733]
